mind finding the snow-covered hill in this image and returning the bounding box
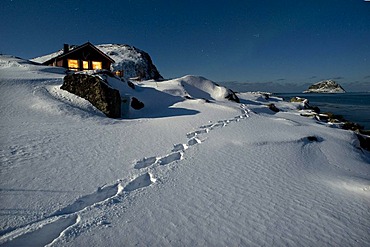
[1,55,369,246]
[32,43,163,81]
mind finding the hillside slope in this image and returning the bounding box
[1,55,369,246]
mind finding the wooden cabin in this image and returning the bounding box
[42,42,115,71]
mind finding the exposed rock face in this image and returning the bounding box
[356,133,370,151]
[225,90,240,103]
[61,74,121,118]
[304,80,345,93]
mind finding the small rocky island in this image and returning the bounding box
[303,80,346,93]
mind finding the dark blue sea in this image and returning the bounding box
[275,92,370,130]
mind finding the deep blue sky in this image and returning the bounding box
[1,0,370,90]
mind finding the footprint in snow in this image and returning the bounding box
[186,131,197,138]
[2,215,78,247]
[188,137,201,146]
[123,172,155,192]
[187,129,208,138]
[200,124,213,129]
[52,184,122,216]
[158,152,183,166]
[172,143,188,152]
[210,122,224,129]
[197,128,209,135]
[134,156,157,169]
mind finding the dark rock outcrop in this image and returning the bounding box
[306,136,319,142]
[268,103,280,112]
[138,49,163,81]
[290,97,320,113]
[131,97,145,110]
[225,90,240,103]
[356,134,370,151]
[61,74,121,118]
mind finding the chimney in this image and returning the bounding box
[63,44,69,54]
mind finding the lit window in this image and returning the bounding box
[68,59,79,70]
[115,70,124,77]
[92,61,102,70]
[83,61,89,70]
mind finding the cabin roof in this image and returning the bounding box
[42,42,115,64]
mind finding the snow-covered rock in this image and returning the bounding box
[97,44,163,81]
[303,80,346,93]
[31,43,163,81]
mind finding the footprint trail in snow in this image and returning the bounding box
[0,173,154,246]
[134,103,251,171]
[1,104,252,246]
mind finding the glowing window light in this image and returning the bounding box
[83,61,89,70]
[68,59,79,70]
[92,61,102,70]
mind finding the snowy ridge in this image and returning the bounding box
[1,55,370,246]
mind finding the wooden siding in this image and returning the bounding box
[43,43,114,71]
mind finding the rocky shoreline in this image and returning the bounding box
[289,96,370,151]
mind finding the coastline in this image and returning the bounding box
[275,93,370,151]
[275,92,370,130]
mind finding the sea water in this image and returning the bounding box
[276,92,370,130]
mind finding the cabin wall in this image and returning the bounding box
[47,45,112,71]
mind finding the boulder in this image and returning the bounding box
[268,103,280,112]
[61,74,121,118]
[356,134,370,151]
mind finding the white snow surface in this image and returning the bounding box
[1,55,370,246]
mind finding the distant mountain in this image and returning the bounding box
[32,43,163,81]
[303,80,346,93]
